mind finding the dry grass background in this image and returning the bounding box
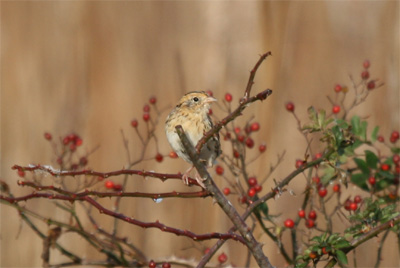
[1,1,399,267]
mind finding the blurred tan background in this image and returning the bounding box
[1,1,399,267]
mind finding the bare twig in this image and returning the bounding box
[175,126,274,268]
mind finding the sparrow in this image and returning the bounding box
[165,91,221,187]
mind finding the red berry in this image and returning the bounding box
[259,143,267,153]
[361,70,370,80]
[295,159,305,169]
[155,153,163,162]
[248,177,257,187]
[63,136,71,145]
[318,187,328,198]
[245,137,254,148]
[223,187,231,195]
[306,219,315,228]
[44,132,52,141]
[367,80,375,90]
[334,84,342,93]
[314,152,323,159]
[363,60,370,69]
[79,157,88,166]
[332,105,341,114]
[391,130,400,140]
[286,102,295,112]
[75,136,83,146]
[143,113,150,122]
[250,122,260,132]
[208,109,213,115]
[113,184,122,191]
[206,90,213,97]
[333,184,341,193]
[254,184,262,192]
[298,209,306,218]
[224,93,233,102]
[377,135,384,142]
[105,180,114,189]
[162,262,171,268]
[312,176,321,184]
[393,154,400,164]
[344,199,352,210]
[143,104,150,112]
[204,248,211,254]
[97,176,104,181]
[349,202,358,211]
[322,247,330,255]
[233,150,240,158]
[368,176,376,185]
[131,119,138,128]
[215,165,224,175]
[308,210,317,220]
[218,252,228,264]
[17,170,25,178]
[248,187,256,197]
[284,219,295,229]
[237,135,245,143]
[148,260,156,268]
[149,96,157,104]
[381,163,390,171]
[309,252,318,259]
[169,151,178,158]
[354,195,362,204]
[240,196,248,204]
[234,127,241,134]
[390,136,398,143]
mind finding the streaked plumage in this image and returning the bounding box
[165,91,221,187]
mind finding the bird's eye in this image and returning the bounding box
[193,97,199,102]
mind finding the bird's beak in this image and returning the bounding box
[204,96,217,103]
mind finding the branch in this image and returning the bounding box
[243,51,272,100]
[0,194,244,244]
[12,164,202,187]
[17,181,210,199]
[324,214,400,268]
[198,150,333,266]
[195,88,272,153]
[175,126,274,268]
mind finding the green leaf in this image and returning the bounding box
[351,116,361,135]
[311,236,322,243]
[317,109,326,128]
[295,262,308,268]
[365,150,379,169]
[336,250,348,265]
[308,106,318,123]
[351,173,369,191]
[354,158,370,174]
[360,121,368,140]
[371,126,379,142]
[258,203,269,217]
[333,240,351,249]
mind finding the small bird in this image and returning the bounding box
[165,91,221,187]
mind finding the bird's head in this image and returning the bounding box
[177,91,217,112]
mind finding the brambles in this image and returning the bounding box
[2,56,398,268]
